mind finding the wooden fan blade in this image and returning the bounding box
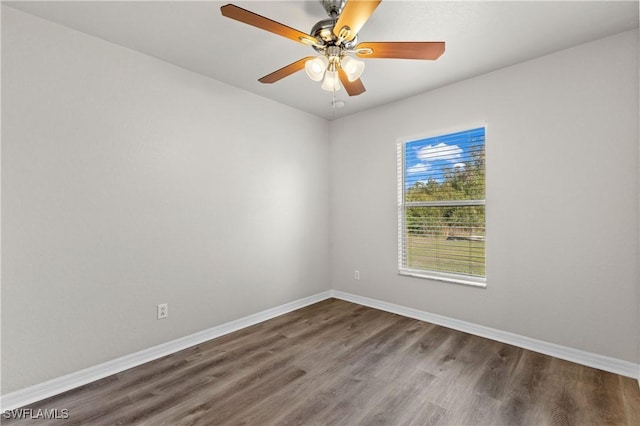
[258,57,316,84]
[356,42,445,60]
[333,0,381,42]
[338,68,366,96]
[221,4,318,45]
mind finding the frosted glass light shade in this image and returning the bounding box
[304,56,329,81]
[340,56,365,82]
[321,70,341,91]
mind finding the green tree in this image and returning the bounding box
[405,144,485,237]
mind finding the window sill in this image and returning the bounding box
[398,269,487,288]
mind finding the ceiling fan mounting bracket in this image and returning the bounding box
[321,0,346,18]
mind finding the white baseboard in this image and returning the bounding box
[0,291,332,411]
[330,290,640,380]
[3,288,638,410]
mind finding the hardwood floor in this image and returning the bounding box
[5,298,640,425]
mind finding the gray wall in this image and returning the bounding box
[1,7,330,393]
[330,29,640,363]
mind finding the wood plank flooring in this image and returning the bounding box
[5,298,640,425]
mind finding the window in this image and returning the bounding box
[397,126,486,286]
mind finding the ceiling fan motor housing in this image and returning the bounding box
[310,18,358,53]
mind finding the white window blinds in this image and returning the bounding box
[397,127,486,286]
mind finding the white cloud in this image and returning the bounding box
[453,162,466,169]
[417,143,462,162]
[407,163,429,174]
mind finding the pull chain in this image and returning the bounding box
[332,87,337,119]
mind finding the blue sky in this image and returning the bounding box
[404,127,485,188]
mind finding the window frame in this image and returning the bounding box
[397,124,487,288]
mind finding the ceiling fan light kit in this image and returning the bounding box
[321,69,341,92]
[305,44,363,91]
[340,55,365,82]
[220,0,445,98]
[304,55,329,81]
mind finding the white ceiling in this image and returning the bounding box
[4,1,639,120]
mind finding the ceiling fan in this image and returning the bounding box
[220,0,445,96]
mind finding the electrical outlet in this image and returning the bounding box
[354,270,360,280]
[157,303,168,319]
